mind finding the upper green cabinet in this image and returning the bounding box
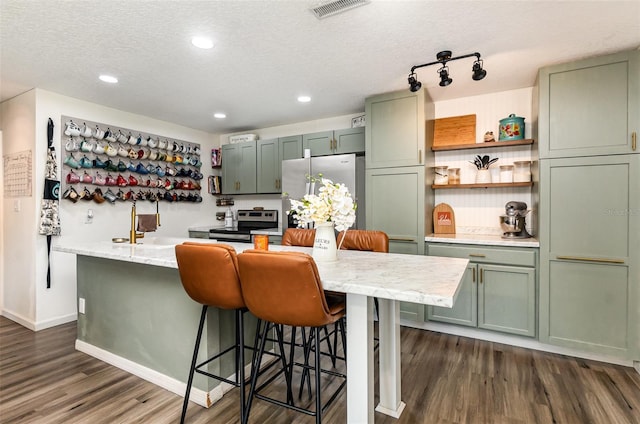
[537,50,639,158]
[222,140,256,194]
[256,135,302,193]
[302,127,364,157]
[365,89,430,168]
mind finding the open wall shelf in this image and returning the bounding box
[432,139,534,152]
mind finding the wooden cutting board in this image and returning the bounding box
[433,114,476,147]
[433,203,456,234]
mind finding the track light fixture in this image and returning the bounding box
[408,72,422,92]
[408,50,486,91]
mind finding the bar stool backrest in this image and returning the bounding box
[238,250,343,327]
[282,228,316,247]
[337,229,389,253]
[175,242,244,310]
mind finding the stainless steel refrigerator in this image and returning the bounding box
[281,153,365,230]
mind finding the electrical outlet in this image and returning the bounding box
[79,298,86,314]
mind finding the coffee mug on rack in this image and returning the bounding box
[128,132,138,145]
[80,139,94,153]
[158,138,167,150]
[81,123,93,138]
[64,153,81,169]
[65,138,79,152]
[93,126,105,140]
[94,141,106,155]
[79,156,93,168]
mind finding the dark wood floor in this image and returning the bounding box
[1,315,639,423]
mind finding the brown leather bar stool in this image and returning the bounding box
[175,242,247,424]
[281,228,316,247]
[337,229,389,253]
[337,229,389,346]
[282,228,340,368]
[238,250,347,424]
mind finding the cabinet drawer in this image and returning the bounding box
[428,244,536,267]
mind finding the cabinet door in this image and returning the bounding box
[257,139,279,193]
[279,135,303,161]
[538,50,639,158]
[366,166,425,255]
[303,131,334,157]
[427,264,477,327]
[400,302,424,323]
[334,127,365,154]
[221,144,238,194]
[478,264,536,337]
[365,89,427,168]
[539,155,640,358]
[237,141,257,193]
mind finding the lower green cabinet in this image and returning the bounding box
[426,243,538,338]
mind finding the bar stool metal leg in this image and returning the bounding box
[181,305,208,424]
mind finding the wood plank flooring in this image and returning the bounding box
[1,315,639,423]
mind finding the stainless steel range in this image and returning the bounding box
[208,209,278,242]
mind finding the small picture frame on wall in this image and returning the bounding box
[351,115,365,128]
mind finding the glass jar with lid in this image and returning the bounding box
[513,161,531,182]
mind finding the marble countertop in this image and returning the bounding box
[425,233,539,247]
[54,237,468,307]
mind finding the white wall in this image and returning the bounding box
[1,89,219,330]
[433,88,535,235]
[0,90,37,327]
[0,130,3,313]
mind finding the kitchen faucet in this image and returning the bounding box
[129,201,161,244]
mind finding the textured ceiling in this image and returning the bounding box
[1,1,639,134]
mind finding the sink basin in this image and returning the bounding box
[136,237,219,247]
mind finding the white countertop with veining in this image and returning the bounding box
[425,233,539,247]
[54,238,468,307]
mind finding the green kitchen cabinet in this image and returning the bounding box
[256,135,302,193]
[539,155,640,359]
[222,140,256,194]
[537,50,639,158]
[426,243,537,337]
[365,89,431,169]
[366,166,426,255]
[302,127,365,157]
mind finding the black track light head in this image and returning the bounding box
[438,66,452,87]
[472,59,487,81]
[408,72,422,92]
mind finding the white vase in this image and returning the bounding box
[475,169,492,184]
[313,222,338,262]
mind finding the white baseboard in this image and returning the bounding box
[1,309,36,330]
[403,319,635,368]
[76,339,220,407]
[34,313,77,331]
[1,310,77,332]
[634,361,640,375]
[75,340,278,408]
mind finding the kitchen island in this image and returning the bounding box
[54,237,468,423]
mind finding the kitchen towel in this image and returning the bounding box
[137,214,158,232]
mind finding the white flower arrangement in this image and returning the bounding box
[288,177,356,232]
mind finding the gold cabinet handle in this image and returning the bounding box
[418,149,423,164]
[479,268,484,284]
[556,255,625,264]
[472,267,476,283]
[333,139,337,150]
[389,237,414,242]
[469,253,486,258]
[632,131,637,151]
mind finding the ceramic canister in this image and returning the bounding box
[498,114,525,141]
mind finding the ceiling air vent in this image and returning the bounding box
[310,0,370,19]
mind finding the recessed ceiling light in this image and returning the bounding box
[214,113,226,119]
[192,36,214,49]
[99,75,118,84]
[297,96,311,103]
